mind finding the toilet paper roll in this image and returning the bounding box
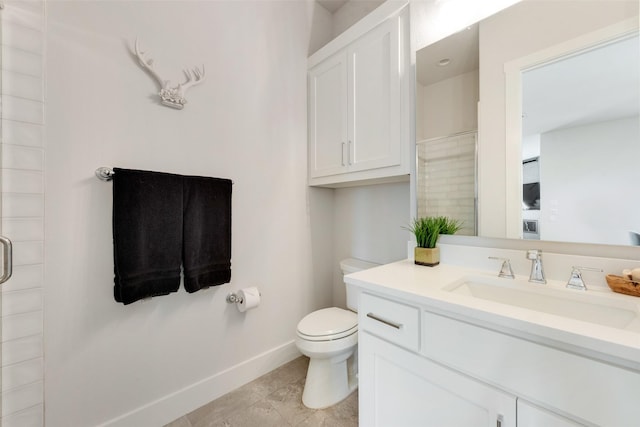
[237,287,261,312]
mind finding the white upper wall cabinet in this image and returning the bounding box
[348,17,400,173]
[308,52,349,178]
[308,3,410,187]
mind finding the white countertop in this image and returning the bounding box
[345,259,640,370]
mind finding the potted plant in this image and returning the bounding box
[406,216,462,266]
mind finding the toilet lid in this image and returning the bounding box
[297,307,357,340]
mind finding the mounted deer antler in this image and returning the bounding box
[134,38,205,109]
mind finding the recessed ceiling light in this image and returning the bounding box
[437,58,451,67]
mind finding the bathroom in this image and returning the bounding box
[1,0,638,426]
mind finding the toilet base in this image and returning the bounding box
[302,353,357,409]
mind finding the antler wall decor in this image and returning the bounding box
[134,38,205,110]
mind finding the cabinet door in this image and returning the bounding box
[359,332,516,427]
[347,15,401,172]
[308,51,348,179]
[518,400,585,427]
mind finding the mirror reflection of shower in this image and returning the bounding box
[416,132,477,236]
[415,24,479,236]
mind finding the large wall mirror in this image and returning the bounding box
[415,0,639,247]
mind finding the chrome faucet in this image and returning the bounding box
[526,249,546,284]
[566,266,603,291]
[488,257,515,279]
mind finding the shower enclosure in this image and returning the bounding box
[416,131,478,236]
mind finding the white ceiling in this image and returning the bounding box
[522,33,640,136]
[416,24,479,87]
[317,0,349,13]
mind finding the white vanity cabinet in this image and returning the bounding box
[359,292,516,427]
[307,5,410,187]
[358,289,640,427]
[359,332,517,427]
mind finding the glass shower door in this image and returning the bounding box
[0,0,45,421]
[0,3,10,423]
[0,2,3,422]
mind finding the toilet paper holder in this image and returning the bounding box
[226,293,243,304]
[226,287,261,312]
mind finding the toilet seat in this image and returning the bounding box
[297,307,357,341]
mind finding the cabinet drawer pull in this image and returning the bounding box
[367,312,402,329]
[497,414,503,427]
[341,142,346,166]
[348,140,353,165]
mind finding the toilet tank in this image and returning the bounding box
[341,258,379,311]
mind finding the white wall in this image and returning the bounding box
[44,1,335,426]
[540,117,640,245]
[477,0,638,238]
[308,0,334,55]
[419,69,478,140]
[332,182,410,308]
[521,134,540,161]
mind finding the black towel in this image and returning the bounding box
[112,168,183,304]
[182,175,232,292]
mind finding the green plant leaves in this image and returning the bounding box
[404,216,463,248]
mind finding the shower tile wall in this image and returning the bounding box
[1,1,45,426]
[416,132,477,236]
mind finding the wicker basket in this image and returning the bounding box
[606,274,640,297]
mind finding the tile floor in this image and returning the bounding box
[165,356,358,427]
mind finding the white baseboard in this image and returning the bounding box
[98,340,301,427]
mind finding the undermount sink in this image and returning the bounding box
[443,275,640,332]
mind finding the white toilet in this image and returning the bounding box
[295,258,378,409]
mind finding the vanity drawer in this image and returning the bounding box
[359,292,420,351]
[422,311,640,426]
